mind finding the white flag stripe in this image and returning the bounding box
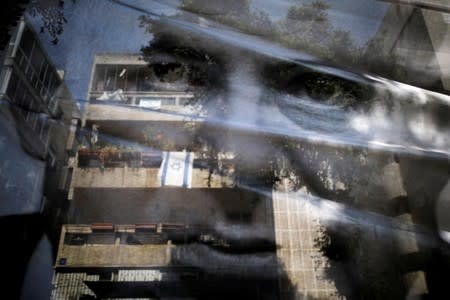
[184,152,194,188]
[158,151,194,188]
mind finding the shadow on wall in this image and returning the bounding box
[0,214,48,300]
[309,149,450,299]
[0,212,309,300]
[396,154,450,299]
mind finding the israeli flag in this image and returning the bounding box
[158,151,194,188]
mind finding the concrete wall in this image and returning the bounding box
[272,188,340,299]
[93,54,147,66]
[57,244,170,267]
[375,2,450,91]
[69,188,273,228]
[86,104,202,122]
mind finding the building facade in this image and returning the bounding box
[0,18,81,216]
[0,16,82,300]
[52,54,281,299]
[373,0,450,93]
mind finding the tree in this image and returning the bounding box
[180,0,250,16]
[276,0,363,64]
[327,29,359,64]
[180,0,276,37]
[27,0,77,44]
[139,17,228,92]
[279,0,332,51]
[287,0,330,22]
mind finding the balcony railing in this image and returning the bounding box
[62,223,225,247]
[77,149,236,168]
[77,148,163,168]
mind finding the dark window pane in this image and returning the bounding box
[87,232,115,244]
[30,71,38,90]
[41,120,51,142]
[28,98,36,113]
[161,98,176,105]
[64,233,87,245]
[125,66,139,91]
[92,65,106,91]
[137,67,152,91]
[35,115,43,137]
[104,65,117,91]
[18,28,34,57]
[15,83,27,107]
[46,72,60,99]
[30,45,45,77]
[43,67,53,89]
[179,98,191,105]
[116,66,127,90]
[15,48,24,67]
[6,72,19,100]
[39,63,48,83]
[40,82,47,98]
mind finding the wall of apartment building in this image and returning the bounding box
[0,19,81,219]
[373,3,450,92]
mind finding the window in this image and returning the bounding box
[178,97,192,105]
[46,71,60,99]
[35,116,44,138]
[6,73,19,101]
[43,69,53,97]
[93,64,107,91]
[14,81,27,107]
[64,233,87,245]
[137,67,153,91]
[139,98,161,109]
[41,120,51,142]
[92,64,158,92]
[161,98,176,105]
[18,28,35,58]
[116,66,127,90]
[226,212,252,224]
[39,63,48,84]
[87,232,115,244]
[104,65,117,91]
[29,71,39,90]
[15,48,25,69]
[30,45,45,78]
[125,66,139,91]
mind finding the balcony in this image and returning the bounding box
[56,224,204,268]
[72,149,235,188]
[57,243,171,268]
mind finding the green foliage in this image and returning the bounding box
[281,0,332,50]
[180,0,250,16]
[139,16,227,92]
[141,0,363,73]
[140,0,374,110]
[286,0,330,22]
[180,0,276,37]
[27,0,78,45]
[278,0,361,63]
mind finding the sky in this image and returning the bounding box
[251,0,388,44]
[28,1,155,106]
[28,0,388,105]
